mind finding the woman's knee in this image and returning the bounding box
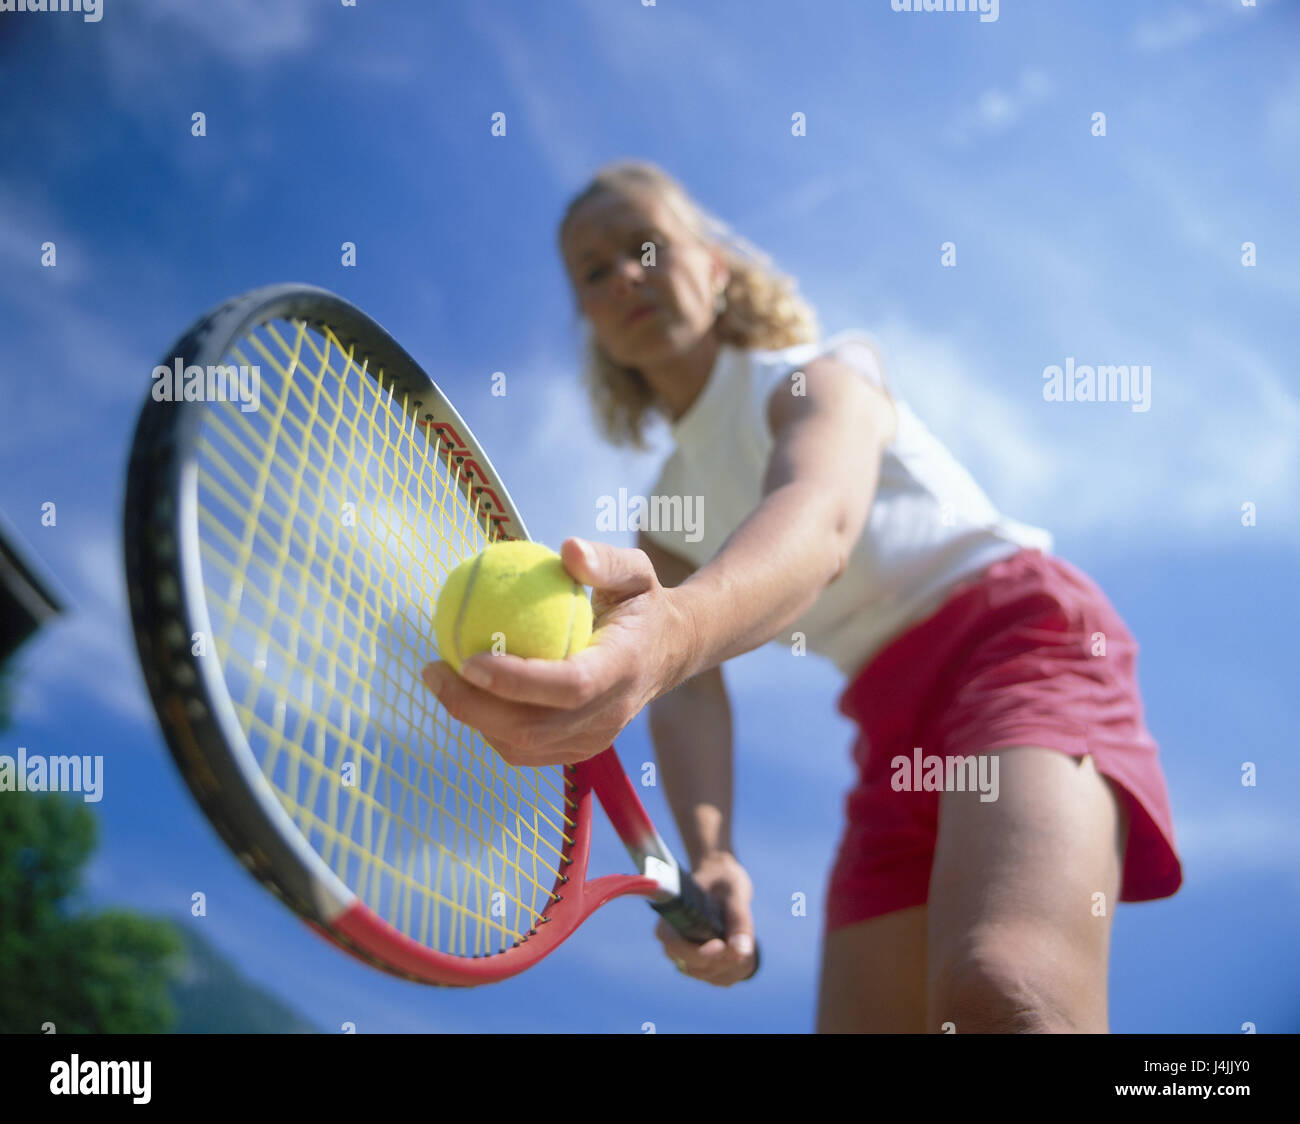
[927,926,1095,1033]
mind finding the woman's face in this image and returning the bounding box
[561,187,727,368]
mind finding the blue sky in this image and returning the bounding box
[1,0,1297,1032]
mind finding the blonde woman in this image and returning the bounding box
[421,160,1182,1033]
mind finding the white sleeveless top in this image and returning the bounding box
[640,331,1054,680]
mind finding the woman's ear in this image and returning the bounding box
[710,249,730,293]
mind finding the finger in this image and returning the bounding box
[721,900,756,964]
[673,938,731,975]
[421,661,549,743]
[655,920,724,961]
[455,641,618,709]
[426,661,614,768]
[684,954,745,987]
[691,933,755,985]
[686,893,753,981]
[561,538,655,607]
[673,951,731,983]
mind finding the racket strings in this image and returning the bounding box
[240,324,564,940]
[192,315,576,957]
[198,360,574,925]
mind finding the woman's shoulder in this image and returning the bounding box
[745,329,890,395]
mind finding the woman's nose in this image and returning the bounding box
[611,252,647,290]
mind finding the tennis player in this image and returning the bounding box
[424,159,1183,1033]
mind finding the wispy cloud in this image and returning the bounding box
[740,169,880,236]
[869,310,1300,550]
[462,8,601,190]
[574,0,749,110]
[1264,64,1300,157]
[13,523,154,729]
[1130,0,1270,54]
[814,110,1298,555]
[119,0,316,68]
[942,67,1053,148]
[0,185,89,288]
[95,0,318,118]
[1175,804,1300,879]
[1132,9,1216,53]
[1119,146,1300,304]
[472,363,670,551]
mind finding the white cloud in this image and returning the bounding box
[1174,804,1300,879]
[125,0,316,67]
[95,0,318,116]
[0,186,88,287]
[574,0,748,109]
[740,170,879,236]
[469,365,669,552]
[1130,0,1272,54]
[1264,65,1300,158]
[1132,10,1214,53]
[870,313,1062,515]
[942,67,1054,148]
[463,0,753,191]
[461,8,601,191]
[809,122,1299,554]
[12,525,155,729]
[1119,150,1230,258]
[1120,145,1300,304]
[868,310,1300,550]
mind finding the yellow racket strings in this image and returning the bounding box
[192,317,574,957]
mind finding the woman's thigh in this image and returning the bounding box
[925,747,1129,1033]
[815,904,928,1033]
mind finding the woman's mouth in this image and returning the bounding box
[625,304,657,325]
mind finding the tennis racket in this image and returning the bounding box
[124,283,758,986]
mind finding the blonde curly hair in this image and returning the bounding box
[558,160,820,450]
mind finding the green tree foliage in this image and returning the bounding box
[0,792,183,1033]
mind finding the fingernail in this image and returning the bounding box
[461,661,490,687]
[574,538,596,569]
[424,665,447,694]
[731,933,753,956]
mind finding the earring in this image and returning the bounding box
[713,286,727,315]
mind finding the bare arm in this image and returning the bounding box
[641,530,734,865]
[641,355,892,861]
[643,532,758,982]
[668,354,896,685]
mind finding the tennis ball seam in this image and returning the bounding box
[451,549,488,668]
[435,541,592,669]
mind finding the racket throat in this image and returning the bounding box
[638,853,684,902]
[583,747,684,901]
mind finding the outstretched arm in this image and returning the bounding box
[421,355,894,767]
[670,354,896,681]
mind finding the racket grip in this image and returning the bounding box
[650,871,761,980]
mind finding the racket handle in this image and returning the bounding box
[650,871,762,980]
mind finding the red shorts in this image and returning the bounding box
[824,547,1183,932]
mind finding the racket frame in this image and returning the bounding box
[125,284,736,986]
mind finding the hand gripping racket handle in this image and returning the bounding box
[649,871,762,980]
[585,749,761,981]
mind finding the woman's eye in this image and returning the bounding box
[585,265,607,282]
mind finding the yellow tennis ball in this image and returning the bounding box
[433,541,593,674]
